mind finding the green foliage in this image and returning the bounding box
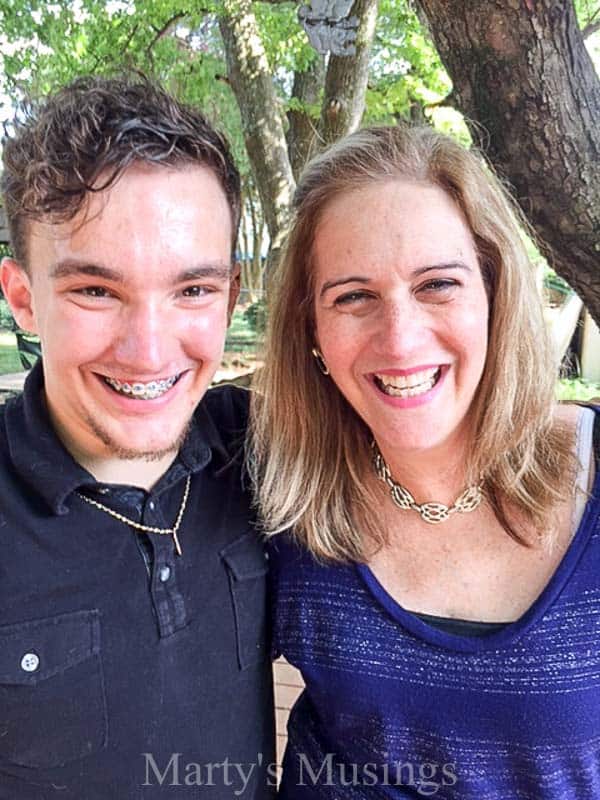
[0,1,248,169]
[544,269,573,298]
[364,0,450,125]
[575,0,600,30]
[243,298,267,336]
[225,306,261,354]
[0,0,453,141]
[0,331,22,374]
[0,0,473,275]
[254,2,315,75]
[557,378,600,401]
[0,297,14,330]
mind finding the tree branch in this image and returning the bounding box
[581,3,600,38]
[147,11,187,55]
[123,23,139,53]
[582,18,600,38]
[319,0,379,146]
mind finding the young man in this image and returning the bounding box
[0,76,274,798]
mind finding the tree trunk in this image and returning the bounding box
[218,0,296,270]
[319,0,380,145]
[287,55,326,180]
[417,0,600,325]
[248,187,265,296]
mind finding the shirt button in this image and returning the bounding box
[148,501,155,511]
[159,565,171,583]
[21,652,40,672]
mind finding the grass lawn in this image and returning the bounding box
[0,331,23,375]
[225,307,261,352]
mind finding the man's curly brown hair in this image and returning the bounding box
[1,74,241,267]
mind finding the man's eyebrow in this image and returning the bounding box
[176,265,232,283]
[50,260,124,281]
[319,262,472,298]
[49,261,233,283]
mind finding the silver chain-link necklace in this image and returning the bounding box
[372,443,483,524]
[77,474,191,556]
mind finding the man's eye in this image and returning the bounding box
[181,285,211,298]
[77,286,112,298]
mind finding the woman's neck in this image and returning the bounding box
[374,431,475,507]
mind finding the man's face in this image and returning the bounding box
[2,164,237,466]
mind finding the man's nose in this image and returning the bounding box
[112,303,169,374]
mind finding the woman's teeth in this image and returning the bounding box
[375,367,441,398]
[103,374,180,400]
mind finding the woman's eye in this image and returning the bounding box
[334,290,373,307]
[419,279,458,294]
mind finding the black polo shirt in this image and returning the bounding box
[0,362,275,799]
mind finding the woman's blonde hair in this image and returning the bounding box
[249,124,573,562]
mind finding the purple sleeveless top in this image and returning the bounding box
[270,409,600,798]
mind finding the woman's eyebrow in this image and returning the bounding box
[319,262,472,298]
[319,276,371,298]
[411,261,472,277]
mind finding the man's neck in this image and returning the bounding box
[79,452,177,491]
[49,418,176,491]
[44,392,178,490]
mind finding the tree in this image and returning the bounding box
[218,0,297,270]
[0,0,402,274]
[417,0,600,324]
[0,0,597,315]
[217,0,381,270]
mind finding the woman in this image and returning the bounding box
[250,126,599,798]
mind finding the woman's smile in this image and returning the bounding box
[314,180,489,463]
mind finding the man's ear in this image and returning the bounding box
[0,258,38,334]
[227,261,241,326]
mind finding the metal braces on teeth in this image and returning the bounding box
[104,375,179,399]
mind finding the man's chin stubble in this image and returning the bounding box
[86,416,192,462]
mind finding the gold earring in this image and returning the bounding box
[311,347,330,376]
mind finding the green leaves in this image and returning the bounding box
[1,0,452,127]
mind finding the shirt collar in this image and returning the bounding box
[5,360,230,515]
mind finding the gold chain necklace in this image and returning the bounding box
[372,443,483,524]
[77,474,191,556]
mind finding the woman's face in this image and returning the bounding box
[312,180,489,464]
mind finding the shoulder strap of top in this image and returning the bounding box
[572,407,597,531]
[593,406,600,469]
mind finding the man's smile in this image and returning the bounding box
[101,373,183,400]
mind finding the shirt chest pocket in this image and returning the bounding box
[0,609,107,769]
[221,533,269,670]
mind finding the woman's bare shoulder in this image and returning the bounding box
[553,401,583,433]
